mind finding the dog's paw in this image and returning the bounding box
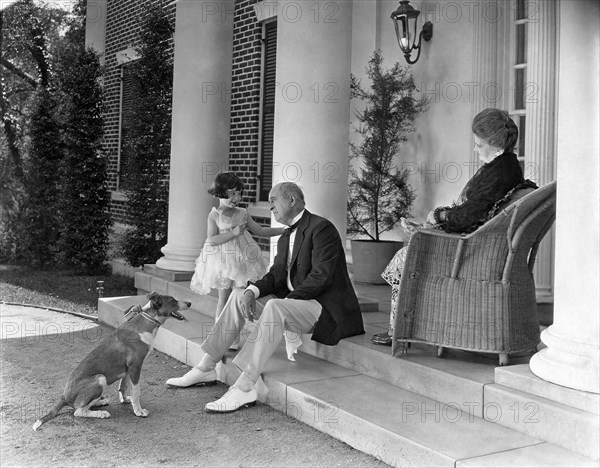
[134,408,149,417]
[94,397,110,407]
[118,392,132,404]
[98,410,111,419]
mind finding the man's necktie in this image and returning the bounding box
[284,219,300,237]
[283,219,300,273]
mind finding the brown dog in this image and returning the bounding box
[33,292,190,430]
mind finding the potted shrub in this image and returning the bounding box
[347,50,428,283]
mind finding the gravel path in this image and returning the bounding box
[0,304,390,468]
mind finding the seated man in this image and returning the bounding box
[166,182,365,412]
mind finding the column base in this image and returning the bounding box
[155,243,199,272]
[530,326,600,394]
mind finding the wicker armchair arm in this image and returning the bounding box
[403,229,467,279]
[415,228,467,240]
[416,229,469,278]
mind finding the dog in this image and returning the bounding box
[32,292,190,430]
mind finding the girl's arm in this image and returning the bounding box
[205,215,242,246]
[245,214,286,237]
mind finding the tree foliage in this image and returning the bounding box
[347,50,428,241]
[119,4,174,267]
[20,87,62,267]
[55,2,110,274]
[0,0,67,192]
[1,0,110,272]
[1,0,67,263]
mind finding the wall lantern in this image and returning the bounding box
[391,0,433,65]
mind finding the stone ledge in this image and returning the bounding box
[484,383,600,459]
[495,364,599,415]
[98,294,597,467]
[143,264,194,282]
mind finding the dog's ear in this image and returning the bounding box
[146,291,158,301]
[147,291,162,308]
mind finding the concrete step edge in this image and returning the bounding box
[484,383,600,460]
[97,296,597,467]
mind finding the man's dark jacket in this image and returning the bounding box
[252,210,365,345]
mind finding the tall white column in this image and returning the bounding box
[156,0,234,272]
[529,0,600,394]
[525,0,556,300]
[272,0,352,239]
[471,0,498,116]
[85,0,107,64]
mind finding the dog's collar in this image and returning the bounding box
[141,311,162,327]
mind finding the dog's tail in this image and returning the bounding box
[32,397,68,431]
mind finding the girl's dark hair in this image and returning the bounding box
[208,172,244,198]
[472,108,519,153]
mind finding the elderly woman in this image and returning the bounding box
[372,108,537,346]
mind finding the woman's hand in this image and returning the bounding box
[427,207,446,226]
[426,210,437,225]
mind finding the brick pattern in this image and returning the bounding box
[228,0,262,202]
[110,199,128,224]
[102,0,271,250]
[103,0,175,219]
[228,0,273,251]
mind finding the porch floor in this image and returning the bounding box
[98,267,599,467]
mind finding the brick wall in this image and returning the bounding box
[228,0,262,202]
[103,0,175,220]
[228,0,271,251]
[102,0,270,249]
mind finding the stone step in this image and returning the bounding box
[485,370,600,459]
[130,271,590,425]
[98,294,598,467]
[133,272,497,416]
[495,365,600,415]
[134,270,379,313]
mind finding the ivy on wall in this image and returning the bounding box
[118,4,174,267]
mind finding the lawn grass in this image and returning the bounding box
[0,265,137,316]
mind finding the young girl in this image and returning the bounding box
[190,172,285,319]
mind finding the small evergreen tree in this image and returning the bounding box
[347,50,427,241]
[1,0,68,265]
[119,4,174,267]
[21,87,62,268]
[56,2,110,274]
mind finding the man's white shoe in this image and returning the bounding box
[205,386,257,413]
[166,368,217,388]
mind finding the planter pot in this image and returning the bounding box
[350,239,405,284]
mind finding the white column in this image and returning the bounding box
[156,0,234,272]
[471,0,498,116]
[525,0,556,300]
[85,0,107,64]
[272,0,352,239]
[529,0,600,394]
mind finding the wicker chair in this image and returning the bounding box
[391,181,557,365]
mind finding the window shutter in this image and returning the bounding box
[119,63,138,190]
[259,20,277,201]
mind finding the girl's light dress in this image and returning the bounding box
[190,207,268,294]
